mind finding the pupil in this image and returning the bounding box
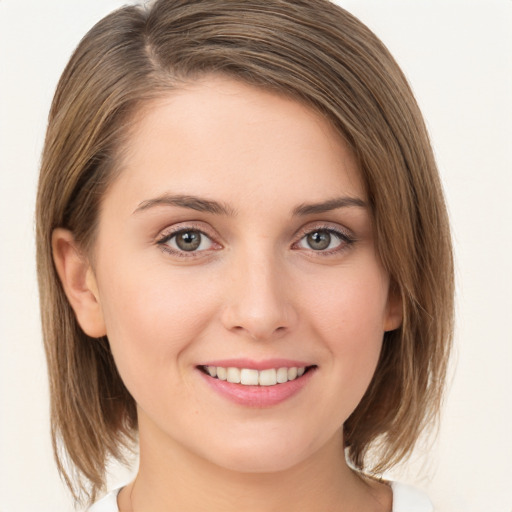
[307,231,331,250]
[176,231,201,251]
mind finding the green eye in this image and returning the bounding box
[161,229,214,253]
[175,231,202,251]
[306,231,332,250]
[296,227,354,254]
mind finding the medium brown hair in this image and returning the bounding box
[36,0,454,505]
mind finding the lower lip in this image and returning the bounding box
[198,368,316,407]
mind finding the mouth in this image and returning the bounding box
[198,365,317,386]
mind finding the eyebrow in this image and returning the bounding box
[292,196,367,216]
[133,193,367,217]
[133,194,237,216]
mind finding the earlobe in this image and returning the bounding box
[52,228,107,338]
[383,286,403,332]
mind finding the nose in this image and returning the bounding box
[220,248,298,342]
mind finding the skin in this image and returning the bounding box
[53,76,401,511]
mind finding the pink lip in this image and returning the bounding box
[198,358,312,371]
[197,363,316,408]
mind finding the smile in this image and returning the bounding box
[197,360,317,407]
[201,365,311,386]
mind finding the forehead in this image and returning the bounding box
[108,76,365,215]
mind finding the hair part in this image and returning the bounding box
[36,0,454,505]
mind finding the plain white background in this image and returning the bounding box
[0,1,511,511]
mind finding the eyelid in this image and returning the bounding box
[293,221,354,240]
[154,221,355,258]
[292,222,356,254]
[156,222,222,256]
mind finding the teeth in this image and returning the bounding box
[240,368,259,385]
[287,367,298,380]
[276,367,288,384]
[204,365,308,386]
[226,367,241,384]
[259,369,277,386]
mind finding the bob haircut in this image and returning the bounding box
[36,0,454,505]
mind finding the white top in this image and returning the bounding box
[88,481,433,511]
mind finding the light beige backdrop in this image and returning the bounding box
[1,1,511,510]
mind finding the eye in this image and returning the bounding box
[295,227,354,253]
[302,230,336,251]
[158,228,216,254]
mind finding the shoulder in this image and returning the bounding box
[87,488,120,512]
[391,482,434,512]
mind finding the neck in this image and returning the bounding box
[118,423,391,512]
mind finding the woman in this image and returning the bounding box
[36,1,454,510]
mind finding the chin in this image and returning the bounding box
[196,429,326,474]
[212,450,304,474]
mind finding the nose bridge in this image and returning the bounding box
[222,240,296,340]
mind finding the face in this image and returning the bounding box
[79,76,401,473]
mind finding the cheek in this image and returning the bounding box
[96,263,218,395]
[307,264,389,395]
[309,262,389,339]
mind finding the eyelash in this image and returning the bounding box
[156,224,219,258]
[292,224,356,256]
[156,223,356,258]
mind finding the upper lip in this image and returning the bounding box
[197,358,314,371]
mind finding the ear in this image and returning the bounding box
[383,283,403,332]
[52,228,107,338]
